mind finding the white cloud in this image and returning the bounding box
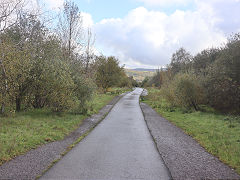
[81,12,94,28]
[40,0,64,10]
[195,0,240,34]
[47,0,64,9]
[27,0,63,11]
[94,6,227,67]
[136,0,191,7]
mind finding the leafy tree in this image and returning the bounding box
[0,36,31,112]
[141,77,149,87]
[148,69,164,87]
[118,71,131,88]
[95,56,124,92]
[128,76,139,87]
[1,13,48,111]
[0,0,24,113]
[170,48,192,75]
[44,59,75,112]
[203,34,240,113]
[71,74,96,113]
[0,2,97,114]
[0,29,33,112]
[164,33,240,113]
[192,48,220,75]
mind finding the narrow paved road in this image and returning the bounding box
[40,88,171,180]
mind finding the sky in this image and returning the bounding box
[35,0,240,68]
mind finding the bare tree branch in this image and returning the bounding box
[0,0,24,32]
[57,0,83,57]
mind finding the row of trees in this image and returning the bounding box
[0,0,134,115]
[145,33,240,114]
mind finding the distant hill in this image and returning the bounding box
[125,68,156,82]
[131,68,157,72]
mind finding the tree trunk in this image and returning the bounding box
[16,96,21,112]
[33,94,45,109]
[0,57,8,114]
[85,29,91,74]
[191,101,198,111]
[1,103,5,114]
[68,16,72,57]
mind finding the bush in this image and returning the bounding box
[161,73,205,110]
[73,76,96,114]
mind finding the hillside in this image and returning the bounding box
[125,69,156,82]
[131,68,157,72]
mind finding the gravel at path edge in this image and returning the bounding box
[140,102,240,180]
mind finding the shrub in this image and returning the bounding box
[73,76,96,114]
[162,73,205,110]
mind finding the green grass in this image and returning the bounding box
[143,88,240,174]
[0,91,118,166]
[87,87,130,115]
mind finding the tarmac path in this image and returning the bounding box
[40,88,171,180]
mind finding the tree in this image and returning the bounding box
[170,48,192,75]
[84,28,95,75]
[57,0,82,57]
[0,0,24,32]
[95,56,123,92]
[2,13,48,111]
[0,1,97,114]
[30,35,73,110]
[141,77,149,87]
[0,34,32,112]
[0,13,78,113]
[128,76,138,87]
[0,0,24,113]
[148,69,164,87]
[203,33,240,113]
[192,48,220,75]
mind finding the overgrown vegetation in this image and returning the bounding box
[0,0,136,115]
[143,88,240,174]
[144,33,240,114]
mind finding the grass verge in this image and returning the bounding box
[0,91,118,166]
[143,88,240,174]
